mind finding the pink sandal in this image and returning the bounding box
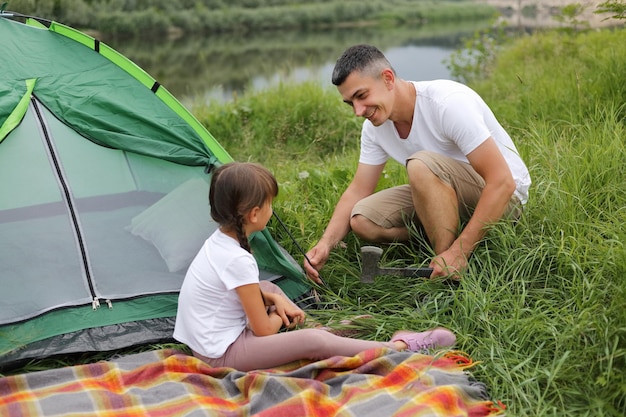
[391,327,456,352]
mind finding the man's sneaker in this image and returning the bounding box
[391,327,456,352]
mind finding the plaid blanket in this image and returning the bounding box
[0,348,505,416]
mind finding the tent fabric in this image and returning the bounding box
[0,16,228,166]
[0,13,311,368]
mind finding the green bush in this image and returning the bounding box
[194,81,360,165]
[471,28,626,125]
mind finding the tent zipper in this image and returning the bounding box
[31,98,102,309]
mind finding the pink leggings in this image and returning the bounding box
[193,281,396,371]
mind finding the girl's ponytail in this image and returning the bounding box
[234,214,251,253]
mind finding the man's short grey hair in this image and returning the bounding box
[331,44,395,86]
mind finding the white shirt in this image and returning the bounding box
[173,229,258,358]
[360,79,531,204]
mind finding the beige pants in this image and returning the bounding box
[352,151,522,229]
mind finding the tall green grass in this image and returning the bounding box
[193,27,626,416]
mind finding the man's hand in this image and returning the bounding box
[429,247,467,280]
[303,244,331,284]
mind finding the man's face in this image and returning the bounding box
[337,69,393,126]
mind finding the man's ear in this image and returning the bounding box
[381,68,395,89]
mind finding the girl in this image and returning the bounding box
[173,162,456,371]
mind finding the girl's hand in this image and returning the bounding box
[271,294,306,329]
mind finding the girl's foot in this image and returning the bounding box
[391,327,456,352]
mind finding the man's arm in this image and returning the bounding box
[430,138,516,277]
[304,163,384,282]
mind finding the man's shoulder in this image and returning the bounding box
[415,80,482,110]
[415,79,473,95]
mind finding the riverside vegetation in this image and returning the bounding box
[6,0,497,37]
[3,3,626,417]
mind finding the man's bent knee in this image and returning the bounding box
[351,214,390,241]
[350,214,410,242]
[407,157,438,185]
[350,214,376,240]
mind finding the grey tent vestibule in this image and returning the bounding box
[0,13,312,369]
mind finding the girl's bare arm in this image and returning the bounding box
[236,284,283,336]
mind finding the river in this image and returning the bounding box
[105,20,490,107]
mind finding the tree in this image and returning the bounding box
[595,0,626,20]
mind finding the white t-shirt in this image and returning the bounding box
[360,79,531,204]
[173,229,259,358]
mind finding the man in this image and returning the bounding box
[303,44,531,283]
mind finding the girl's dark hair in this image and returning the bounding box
[331,44,395,86]
[209,162,278,252]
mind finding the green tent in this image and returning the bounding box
[0,13,312,369]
